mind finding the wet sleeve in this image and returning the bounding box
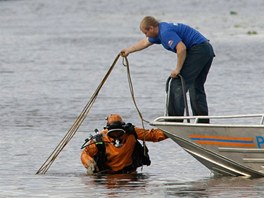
[81,141,98,167]
[135,127,168,142]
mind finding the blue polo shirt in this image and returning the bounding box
[148,22,207,53]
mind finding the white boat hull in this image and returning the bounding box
[151,114,264,178]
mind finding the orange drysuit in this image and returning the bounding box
[81,127,167,173]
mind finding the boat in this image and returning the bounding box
[150,114,264,178]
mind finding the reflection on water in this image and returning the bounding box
[1,173,264,198]
[83,173,149,191]
[80,174,264,198]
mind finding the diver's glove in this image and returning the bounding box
[85,159,98,175]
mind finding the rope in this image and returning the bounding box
[122,56,149,126]
[122,56,149,154]
[178,74,190,121]
[165,75,190,123]
[36,54,149,174]
[36,54,121,174]
[165,78,172,116]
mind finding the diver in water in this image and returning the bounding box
[81,114,168,174]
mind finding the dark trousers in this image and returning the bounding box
[167,42,215,123]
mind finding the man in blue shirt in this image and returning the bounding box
[121,16,215,123]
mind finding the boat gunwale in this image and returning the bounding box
[151,114,264,128]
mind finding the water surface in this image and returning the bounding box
[1,0,264,197]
